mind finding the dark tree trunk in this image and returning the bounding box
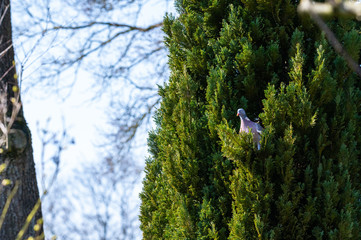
[0,0,43,239]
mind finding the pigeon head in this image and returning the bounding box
[237,108,247,118]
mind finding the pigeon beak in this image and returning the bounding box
[237,113,239,116]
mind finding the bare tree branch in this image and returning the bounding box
[299,0,361,19]
[298,0,361,78]
[51,21,163,32]
[13,0,167,95]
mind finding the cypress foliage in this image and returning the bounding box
[140,0,361,239]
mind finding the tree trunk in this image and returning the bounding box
[0,0,43,239]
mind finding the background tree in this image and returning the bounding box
[141,0,361,239]
[0,0,43,238]
[10,0,174,238]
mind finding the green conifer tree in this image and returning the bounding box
[141,0,361,239]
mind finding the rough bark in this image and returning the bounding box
[0,0,43,239]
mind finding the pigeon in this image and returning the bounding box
[237,108,263,150]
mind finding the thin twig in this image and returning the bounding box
[0,4,9,27]
[0,65,14,82]
[0,44,12,59]
[0,181,20,230]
